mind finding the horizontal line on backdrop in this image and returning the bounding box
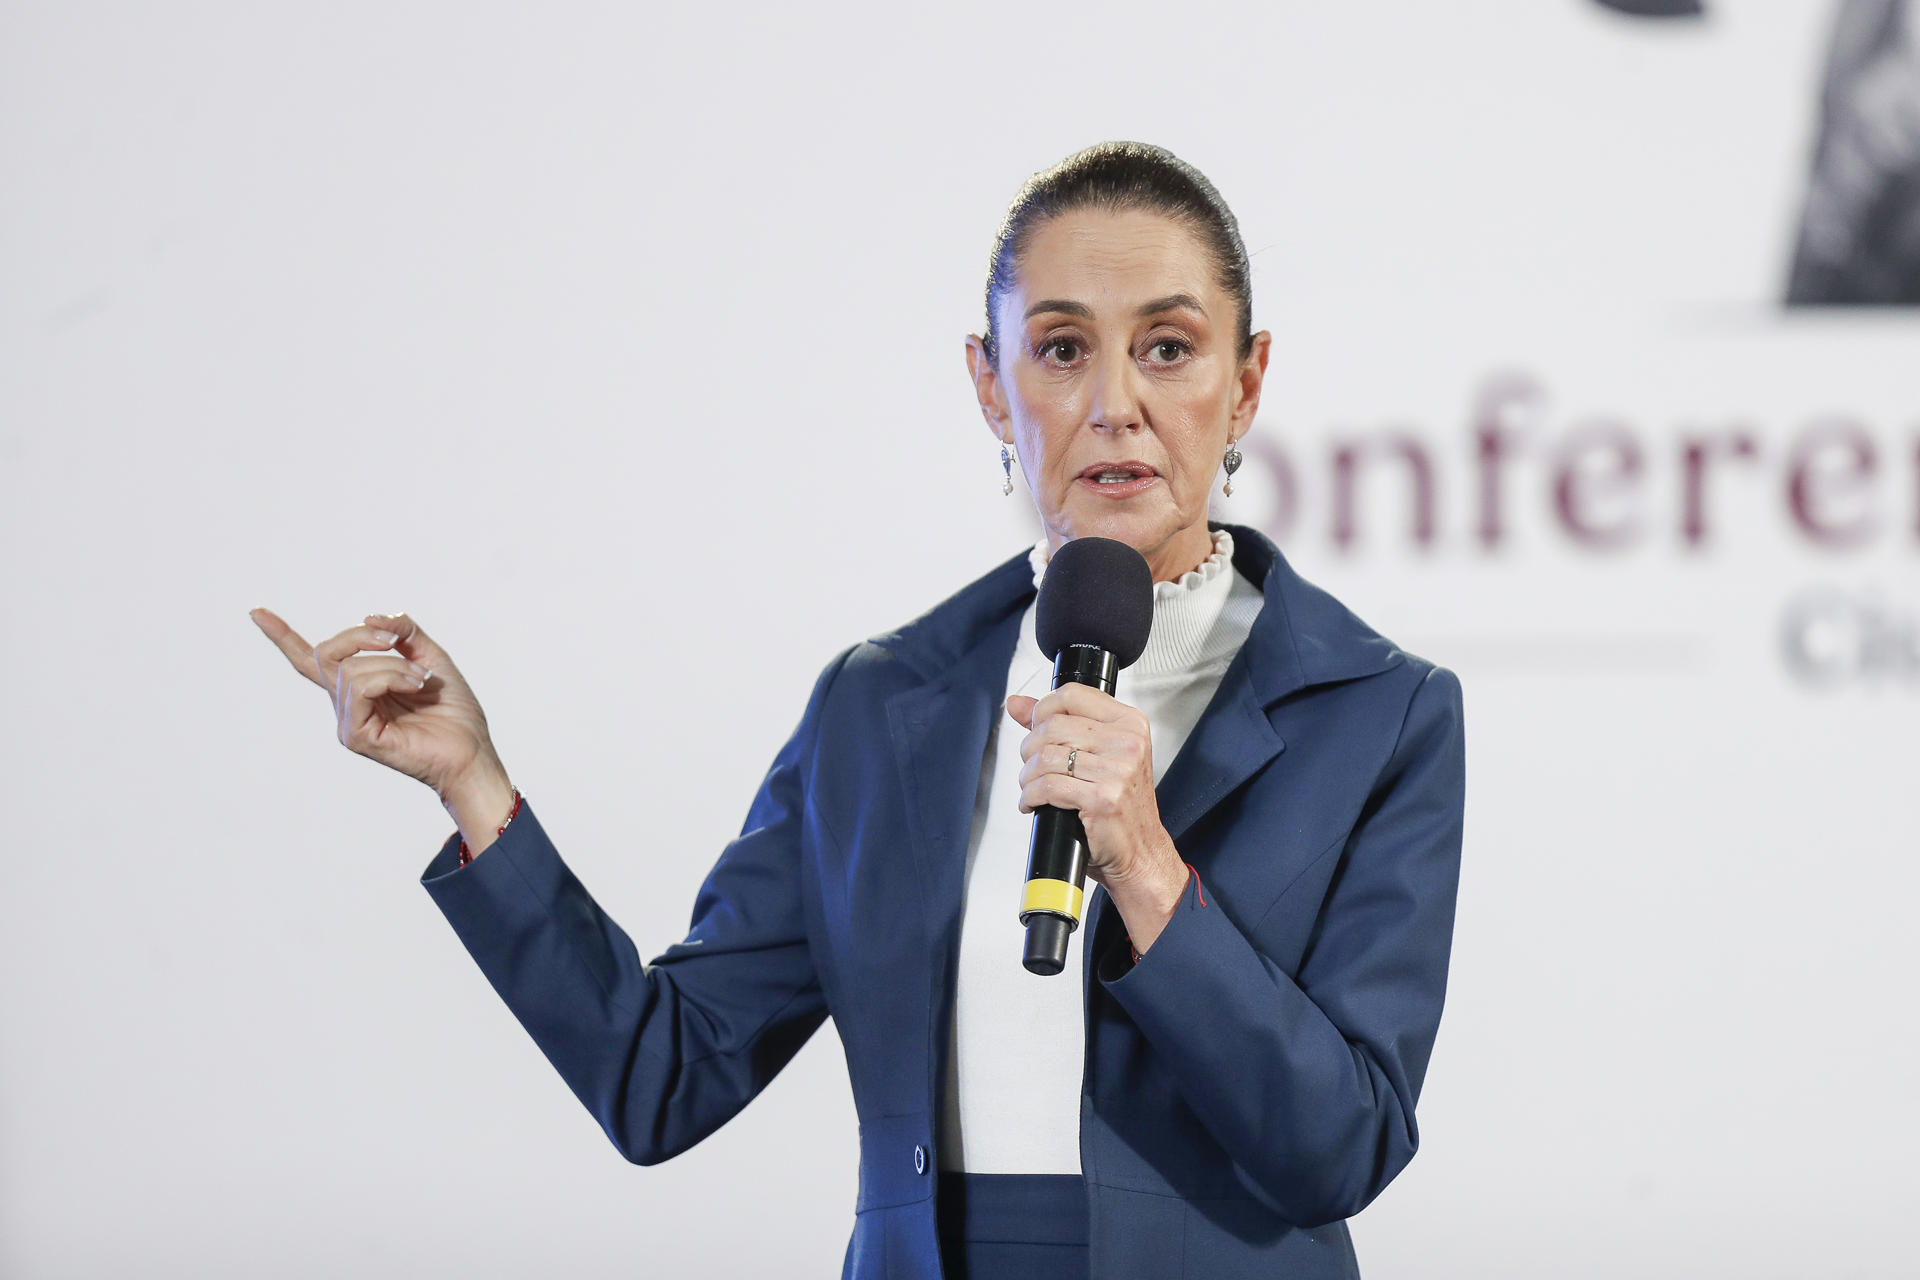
[1665,301,1920,332]
[1407,634,1711,671]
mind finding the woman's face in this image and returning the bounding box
[966,206,1270,582]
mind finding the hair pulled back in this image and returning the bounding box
[982,141,1254,366]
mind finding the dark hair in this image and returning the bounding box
[981,141,1254,366]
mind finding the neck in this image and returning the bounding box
[1044,521,1215,584]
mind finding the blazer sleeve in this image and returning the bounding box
[418,646,853,1165]
[1095,663,1466,1228]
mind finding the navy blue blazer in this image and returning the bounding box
[421,522,1465,1279]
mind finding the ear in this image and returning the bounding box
[1227,330,1272,442]
[964,334,1013,444]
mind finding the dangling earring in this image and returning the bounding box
[1001,443,1015,495]
[1222,437,1243,496]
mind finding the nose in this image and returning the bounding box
[1086,351,1144,435]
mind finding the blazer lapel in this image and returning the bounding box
[1151,521,1407,845]
[1153,654,1288,846]
[1149,523,1303,846]
[1082,651,1289,985]
[884,602,1026,1019]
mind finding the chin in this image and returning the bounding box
[1059,503,1178,556]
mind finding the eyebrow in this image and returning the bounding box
[1023,293,1209,321]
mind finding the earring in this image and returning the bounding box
[1222,438,1243,496]
[1001,443,1015,495]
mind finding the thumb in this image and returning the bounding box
[1005,694,1038,728]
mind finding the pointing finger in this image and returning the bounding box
[250,607,327,690]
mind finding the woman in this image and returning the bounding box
[252,141,1465,1280]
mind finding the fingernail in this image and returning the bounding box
[407,661,429,678]
[372,630,398,645]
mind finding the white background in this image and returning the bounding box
[2,2,1914,1276]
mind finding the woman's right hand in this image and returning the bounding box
[249,607,506,809]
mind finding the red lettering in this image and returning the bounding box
[1472,374,1540,551]
[1787,418,1878,547]
[1552,421,1645,549]
[1679,429,1761,547]
[1331,431,1437,551]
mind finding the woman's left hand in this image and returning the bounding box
[1006,685,1184,892]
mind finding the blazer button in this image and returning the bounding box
[913,1144,927,1175]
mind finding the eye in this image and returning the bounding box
[1037,336,1084,365]
[1146,337,1192,364]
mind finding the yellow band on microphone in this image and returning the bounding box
[1022,878,1084,921]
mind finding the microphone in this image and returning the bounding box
[1021,536,1154,976]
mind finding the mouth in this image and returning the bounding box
[1078,462,1159,487]
[1074,461,1159,500]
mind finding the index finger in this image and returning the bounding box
[249,606,326,689]
[1030,681,1130,724]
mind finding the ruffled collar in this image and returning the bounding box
[1026,529,1247,677]
[1026,528,1235,593]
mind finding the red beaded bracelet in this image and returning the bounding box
[1128,863,1207,964]
[457,787,523,866]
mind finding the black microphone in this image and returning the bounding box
[1021,536,1154,976]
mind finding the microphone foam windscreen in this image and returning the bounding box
[1034,537,1154,667]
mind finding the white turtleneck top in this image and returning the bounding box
[936,527,1265,1174]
